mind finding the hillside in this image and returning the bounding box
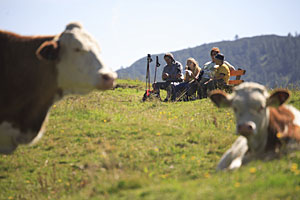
[1,79,300,199]
[117,34,300,88]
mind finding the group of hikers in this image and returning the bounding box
[152,47,236,102]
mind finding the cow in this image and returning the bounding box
[209,82,300,170]
[0,22,117,154]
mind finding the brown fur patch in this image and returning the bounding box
[0,30,59,137]
[267,106,300,151]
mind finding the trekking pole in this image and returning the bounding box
[153,56,160,84]
[174,70,204,102]
[175,80,195,102]
[146,54,152,92]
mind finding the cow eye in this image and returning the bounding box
[74,48,81,52]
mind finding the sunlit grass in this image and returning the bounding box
[0,79,300,199]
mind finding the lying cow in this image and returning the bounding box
[209,82,300,170]
[0,22,117,154]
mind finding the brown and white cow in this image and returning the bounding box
[209,82,300,170]
[0,22,117,154]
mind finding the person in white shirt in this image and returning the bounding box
[197,47,235,98]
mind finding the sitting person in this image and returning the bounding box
[201,53,230,97]
[184,57,201,82]
[173,57,201,100]
[152,53,183,101]
[198,47,235,98]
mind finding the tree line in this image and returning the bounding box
[117,34,300,88]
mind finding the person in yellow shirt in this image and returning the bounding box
[202,53,230,96]
[214,55,230,84]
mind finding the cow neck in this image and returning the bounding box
[0,32,60,133]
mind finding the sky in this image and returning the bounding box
[1,0,300,71]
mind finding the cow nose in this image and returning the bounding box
[238,124,254,131]
[97,69,117,90]
[237,122,256,137]
[101,71,117,83]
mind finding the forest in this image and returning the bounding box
[117,34,300,88]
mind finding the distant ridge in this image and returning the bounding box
[117,34,300,88]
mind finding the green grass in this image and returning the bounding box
[1,79,300,200]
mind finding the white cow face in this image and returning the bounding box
[230,85,270,138]
[37,22,117,95]
[209,82,290,139]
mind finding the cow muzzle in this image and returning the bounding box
[96,69,117,90]
[237,121,256,137]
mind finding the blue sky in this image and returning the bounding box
[1,0,300,71]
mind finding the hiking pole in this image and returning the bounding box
[175,70,204,102]
[175,80,196,102]
[146,54,152,91]
[153,56,160,84]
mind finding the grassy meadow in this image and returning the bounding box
[1,79,300,200]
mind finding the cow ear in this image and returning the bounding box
[267,89,290,107]
[209,90,232,108]
[36,40,60,60]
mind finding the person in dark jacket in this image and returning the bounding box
[152,53,183,101]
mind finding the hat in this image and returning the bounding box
[215,53,224,61]
[164,53,175,61]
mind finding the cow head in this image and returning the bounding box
[209,82,290,151]
[36,22,117,94]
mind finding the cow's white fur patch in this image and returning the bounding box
[0,121,43,154]
[231,83,270,153]
[217,136,248,170]
[29,113,49,146]
[284,105,300,127]
[56,22,116,95]
[233,82,270,99]
[66,22,82,30]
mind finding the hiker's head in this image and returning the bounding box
[215,53,224,65]
[210,47,220,62]
[164,53,175,65]
[186,57,198,70]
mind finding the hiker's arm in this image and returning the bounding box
[215,73,225,80]
[176,73,183,81]
[162,73,169,80]
[194,68,201,79]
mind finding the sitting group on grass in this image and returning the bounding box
[152,47,236,101]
